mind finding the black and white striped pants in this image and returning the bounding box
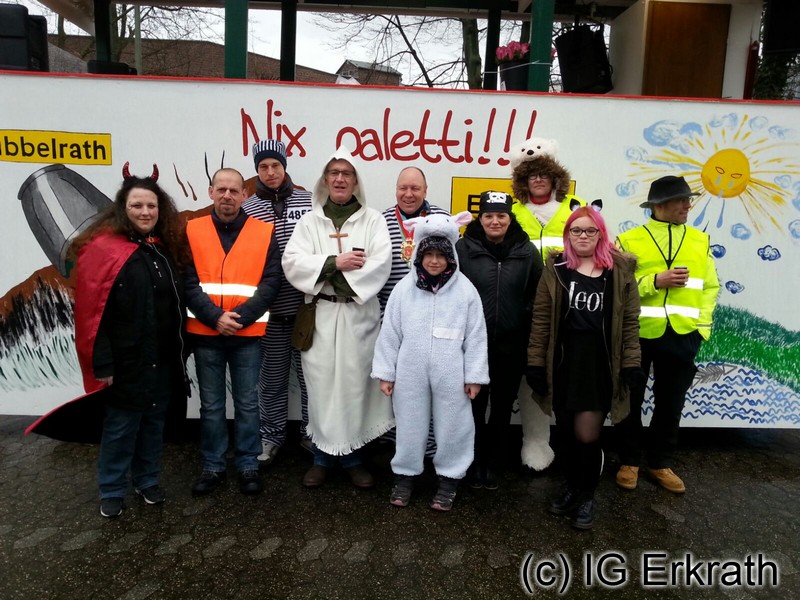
[258,319,309,446]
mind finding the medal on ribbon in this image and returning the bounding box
[395,206,422,266]
[400,237,414,265]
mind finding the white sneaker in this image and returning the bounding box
[257,441,279,465]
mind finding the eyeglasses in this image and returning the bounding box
[527,174,550,181]
[326,169,355,180]
[569,227,600,238]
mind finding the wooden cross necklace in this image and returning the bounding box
[329,229,348,253]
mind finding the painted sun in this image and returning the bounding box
[620,114,799,233]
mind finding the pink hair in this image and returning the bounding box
[562,206,617,270]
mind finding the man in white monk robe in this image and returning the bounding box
[282,146,394,489]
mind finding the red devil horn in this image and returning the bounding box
[122,161,132,179]
[150,164,159,182]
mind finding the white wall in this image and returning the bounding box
[2,72,799,427]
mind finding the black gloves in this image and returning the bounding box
[621,367,647,394]
[525,366,548,397]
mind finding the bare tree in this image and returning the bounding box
[315,13,527,89]
[106,5,224,62]
[22,1,225,64]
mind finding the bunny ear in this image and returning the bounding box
[569,198,582,212]
[591,199,603,212]
[452,211,474,227]
[404,216,424,233]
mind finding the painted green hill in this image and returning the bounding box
[698,305,800,394]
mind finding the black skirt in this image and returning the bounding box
[553,330,612,414]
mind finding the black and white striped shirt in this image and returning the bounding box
[378,202,450,311]
[243,188,313,317]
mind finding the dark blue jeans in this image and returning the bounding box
[97,393,169,500]
[195,340,261,472]
[313,446,363,469]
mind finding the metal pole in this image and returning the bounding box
[483,7,500,90]
[529,0,555,91]
[134,4,141,74]
[93,0,111,63]
[280,0,298,81]
[224,0,248,79]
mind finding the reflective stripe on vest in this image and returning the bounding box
[187,308,270,324]
[618,223,709,338]
[199,283,258,297]
[186,215,274,336]
[639,305,701,319]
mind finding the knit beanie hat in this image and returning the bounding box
[253,139,287,170]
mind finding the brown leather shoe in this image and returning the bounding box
[346,465,375,489]
[648,468,686,493]
[616,465,639,490]
[302,465,327,488]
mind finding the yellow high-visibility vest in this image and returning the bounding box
[617,220,712,339]
[512,194,585,261]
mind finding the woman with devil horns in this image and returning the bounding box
[70,163,190,518]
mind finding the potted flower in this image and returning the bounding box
[496,41,530,91]
[496,40,530,64]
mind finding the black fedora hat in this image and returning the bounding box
[640,175,700,208]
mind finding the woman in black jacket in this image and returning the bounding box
[71,165,188,518]
[455,191,542,488]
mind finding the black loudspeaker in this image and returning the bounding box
[27,15,49,72]
[0,4,30,70]
[762,0,800,54]
[0,5,49,72]
[88,60,137,75]
[555,25,612,94]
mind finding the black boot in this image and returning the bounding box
[571,497,595,530]
[548,487,583,516]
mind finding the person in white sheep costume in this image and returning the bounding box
[372,211,489,511]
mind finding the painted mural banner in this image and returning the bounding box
[1,71,798,427]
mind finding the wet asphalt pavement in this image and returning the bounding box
[1,415,798,599]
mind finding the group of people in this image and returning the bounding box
[69,136,719,528]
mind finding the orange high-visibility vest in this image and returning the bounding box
[186,215,273,336]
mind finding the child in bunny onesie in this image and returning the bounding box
[372,212,489,511]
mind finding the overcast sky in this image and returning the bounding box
[247,9,373,74]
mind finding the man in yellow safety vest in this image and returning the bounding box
[614,175,719,494]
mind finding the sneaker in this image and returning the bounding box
[191,470,227,496]
[571,498,595,530]
[346,465,375,489]
[616,465,639,490]
[136,485,166,505]
[302,464,327,488]
[648,468,686,493]
[548,487,583,516]
[430,477,459,512]
[100,497,125,518]
[238,469,263,495]
[389,475,415,507]
[257,442,279,466]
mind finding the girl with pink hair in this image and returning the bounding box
[526,206,643,530]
